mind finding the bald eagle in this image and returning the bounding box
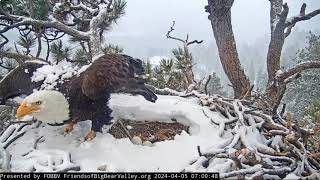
[15,54,157,140]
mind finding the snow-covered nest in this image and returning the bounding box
[2,90,318,179]
[4,94,224,172]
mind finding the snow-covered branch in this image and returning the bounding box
[277,61,320,82]
[285,4,320,28]
[181,88,319,178]
[0,0,125,59]
[70,2,99,16]
[284,4,320,37]
[0,11,90,41]
[0,51,47,65]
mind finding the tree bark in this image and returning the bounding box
[36,31,42,58]
[266,0,287,84]
[264,2,291,111]
[206,0,250,98]
[89,31,102,57]
[206,0,320,112]
[0,52,46,65]
[266,61,320,112]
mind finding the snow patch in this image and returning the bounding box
[148,56,170,66]
[31,62,80,90]
[275,69,283,76]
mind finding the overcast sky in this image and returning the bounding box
[108,0,320,46]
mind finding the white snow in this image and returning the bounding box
[148,56,170,66]
[284,173,300,180]
[10,96,25,104]
[7,94,227,172]
[275,69,283,76]
[25,60,48,65]
[31,61,79,90]
[76,64,91,76]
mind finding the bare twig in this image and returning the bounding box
[280,104,286,118]
[204,75,212,95]
[117,119,132,140]
[0,34,9,50]
[241,85,254,100]
[10,120,36,125]
[166,21,203,47]
[33,136,44,149]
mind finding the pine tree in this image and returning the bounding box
[299,100,320,152]
[173,46,194,86]
[1,0,50,20]
[146,58,187,91]
[284,32,320,118]
[16,34,36,55]
[103,44,124,55]
[50,40,71,65]
[1,0,127,63]
[72,49,88,66]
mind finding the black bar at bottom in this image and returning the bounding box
[0,172,220,180]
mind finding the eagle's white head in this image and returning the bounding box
[16,90,70,124]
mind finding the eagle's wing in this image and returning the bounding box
[81,54,131,100]
[81,54,157,102]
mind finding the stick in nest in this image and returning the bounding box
[117,119,133,140]
[9,120,36,125]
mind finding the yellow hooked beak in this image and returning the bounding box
[16,101,41,118]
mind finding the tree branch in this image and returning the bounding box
[187,40,204,46]
[284,4,320,37]
[0,34,9,50]
[0,51,47,65]
[166,21,203,46]
[204,75,212,95]
[278,61,320,82]
[0,6,89,41]
[0,59,15,71]
[166,21,186,44]
[70,3,99,16]
[35,31,42,58]
[285,6,320,27]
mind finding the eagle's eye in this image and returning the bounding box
[35,101,42,105]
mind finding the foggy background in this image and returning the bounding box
[106,0,320,90]
[108,0,320,53]
[3,0,320,90]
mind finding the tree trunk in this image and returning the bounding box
[265,0,288,111]
[266,0,286,84]
[265,84,286,113]
[206,0,250,98]
[89,30,102,58]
